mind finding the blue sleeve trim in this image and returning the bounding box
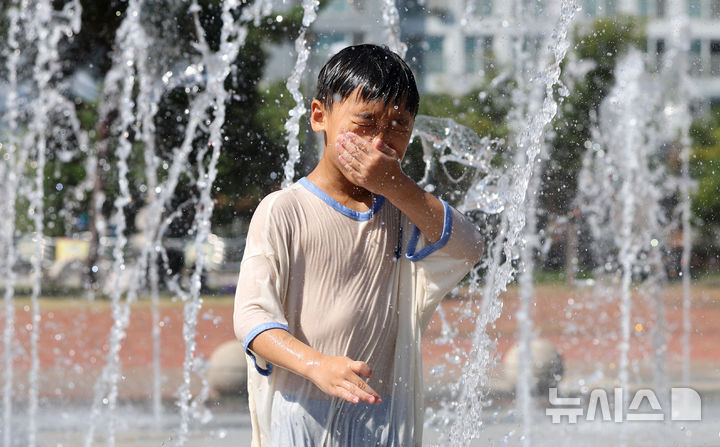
[242,322,290,376]
[405,200,453,262]
[298,177,385,221]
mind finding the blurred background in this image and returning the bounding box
[1,0,719,445]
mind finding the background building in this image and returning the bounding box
[265,0,720,100]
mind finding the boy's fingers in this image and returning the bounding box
[344,132,375,155]
[337,146,359,168]
[350,360,372,378]
[346,361,382,403]
[337,143,364,165]
[336,386,360,404]
[338,155,359,176]
[372,138,397,158]
[342,380,375,404]
[342,379,381,404]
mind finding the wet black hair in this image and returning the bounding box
[315,44,420,117]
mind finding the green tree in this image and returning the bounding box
[544,16,645,218]
[541,17,645,273]
[50,1,307,236]
[690,105,720,267]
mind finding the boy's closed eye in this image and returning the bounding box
[352,114,375,128]
[389,119,411,134]
[351,117,410,135]
[353,121,375,129]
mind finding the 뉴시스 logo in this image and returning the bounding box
[546,387,702,423]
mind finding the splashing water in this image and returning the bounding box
[661,2,695,387]
[0,0,710,445]
[173,1,256,442]
[576,50,682,444]
[2,2,84,446]
[77,1,270,445]
[444,0,577,444]
[2,5,23,446]
[507,0,562,444]
[380,0,407,58]
[411,115,503,214]
[282,0,319,188]
[82,2,151,444]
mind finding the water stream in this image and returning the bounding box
[0,0,707,445]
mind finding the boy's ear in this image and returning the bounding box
[310,99,327,133]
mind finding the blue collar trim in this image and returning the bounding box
[299,177,385,221]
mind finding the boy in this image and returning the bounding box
[233,44,483,446]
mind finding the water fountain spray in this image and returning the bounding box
[380,0,407,59]
[661,2,695,387]
[1,2,83,446]
[282,0,319,188]
[506,0,561,444]
[447,0,576,443]
[79,1,272,445]
[1,4,24,445]
[577,49,678,444]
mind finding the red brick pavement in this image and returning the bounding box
[2,283,718,400]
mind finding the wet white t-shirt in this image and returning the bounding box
[233,177,482,446]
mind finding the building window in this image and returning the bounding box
[690,39,703,76]
[426,0,450,16]
[404,35,424,75]
[712,0,720,18]
[466,0,493,17]
[605,0,618,15]
[655,39,665,72]
[687,0,701,16]
[522,35,543,54]
[638,0,665,16]
[711,40,720,76]
[584,0,598,16]
[329,0,349,12]
[478,0,494,15]
[316,32,347,53]
[465,36,493,74]
[656,0,666,16]
[425,36,444,74]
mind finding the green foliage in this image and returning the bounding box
[417,90,510,140]
[213,80,298,225]
[543,16,645,215]
[690,105,720,227]
[44,1,309,236]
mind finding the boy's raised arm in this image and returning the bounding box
[247,329,382,405]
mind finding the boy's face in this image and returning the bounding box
[310,88,415,164]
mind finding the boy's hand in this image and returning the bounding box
[336,132,404,197]
[306,354,382,405]
[336,131,445,242]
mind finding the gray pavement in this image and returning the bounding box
[24,392,720,446]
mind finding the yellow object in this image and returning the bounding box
[55,237,90,261]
